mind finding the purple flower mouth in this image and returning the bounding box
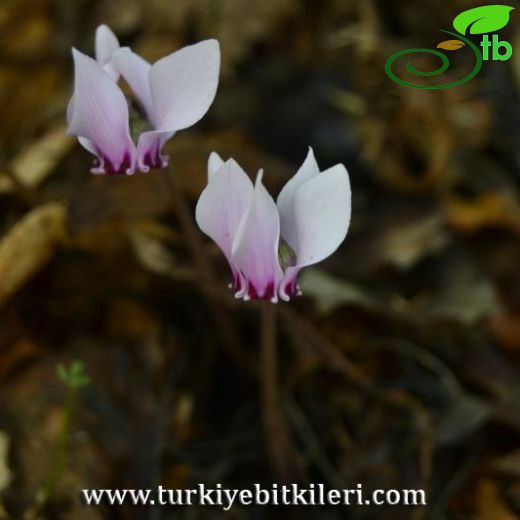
[92,150,134,175]
[244,281,277,302]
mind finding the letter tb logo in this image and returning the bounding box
[385,4,515,89]
[481,34,513,60]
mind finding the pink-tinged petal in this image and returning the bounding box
[208,152,224,180]
[136,130,174,172]
[231,171,283,302]
[78,136,97,155]
[67,100,98,156]
[149,40,220,132]
[66,96,74,126]
[67,48,136,174]
[278,164,351,301]
[195,158,254,295]
[277,147,319,252]
[113,48,154,122]
[95,24,120,80]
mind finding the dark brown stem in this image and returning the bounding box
[260,303,290,481]
[163,166,247,370]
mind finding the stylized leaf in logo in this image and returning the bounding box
[437,39,466,50]
[453,5,514,35]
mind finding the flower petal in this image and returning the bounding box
[67,98,98,156]
[208,152,224,180]
[95,24,120,80]
[231,171,283,302]
[196,158,254,292]
[278,163,351,300]
[113,48,154,122]
[277,147,320,252]
[149,39,220,132]
[67,48,136,174]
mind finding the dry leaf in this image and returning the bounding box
[0,203,67,306]
[436,394,490,445]
[0,431,10,493]
[0,338,41,380]
[488,312,520,350]
[492,449,520,477]
[128,223,178,277]
[0,125,73,193]
[424,255,499,324]
[476,479,516,520]
[437,39,466,50]
[379,214,449,270]
[298,269,378,314]
[444,193,520,237]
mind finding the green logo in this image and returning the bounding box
[385,5,514,89]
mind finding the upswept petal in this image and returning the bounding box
[149,40,220,132]
[95,24,120,80]
[113,48,154,122]
[278,164,351,300]
[277,147,320,252]
[196,158,254,294]
[67,49,136,174]
[208,152,224,180]
[231,171,283,302]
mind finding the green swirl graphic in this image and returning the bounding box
[385,30,483,89]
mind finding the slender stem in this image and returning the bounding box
[36,385,78,508]
[260,303,290,481]
[163,167,247,371]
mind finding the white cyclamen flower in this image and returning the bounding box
[196,148,351,302]
[67,24,220,175]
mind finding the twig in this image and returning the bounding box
[260,303,291,481]
[279,306,369,389]
[162,167,247,371]
[285,398,347,488]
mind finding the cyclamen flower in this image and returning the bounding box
[67,25,220,175]
[196,148,351,302]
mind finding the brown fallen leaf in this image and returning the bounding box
[437,39,465,51]
[491,448,520,477]
[488,312,520,350]
[444,193,520,237]
[0,203,67,306]
[0,338,41,380]
[379,214,449,270]
[128,222,179,277]
[0,124,73,194]
[0,431,11,519]
[476,479,516,520]
[298,269,379,314]
[0,437,8,517]
[0,431,11,494]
